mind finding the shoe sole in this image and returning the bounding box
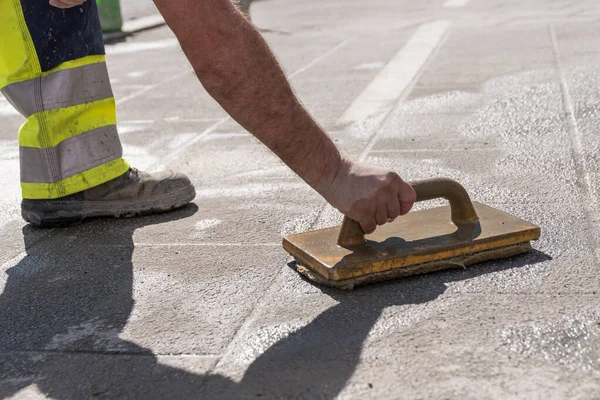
[21,185,196,228]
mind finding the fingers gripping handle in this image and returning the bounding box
[336,178,480,248]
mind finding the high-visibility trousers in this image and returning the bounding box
[0,0,129,199]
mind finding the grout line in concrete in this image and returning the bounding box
[122,119,155,124]
[369,147,500,153]
[115,69,191,106]
[287,37,354,79]
[133,243,280,247]
[549,25,600,256]
[1,349,221,358]
[77,243,281,248]
[162,117,225,123]
[161,118,230,165]
[549,26,596,210]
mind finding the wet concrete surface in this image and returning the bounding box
[1,0,600,398]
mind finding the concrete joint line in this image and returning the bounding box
[133,243,281,247]
[115,69,190,107]
[549,26,596,206]
[83,243,281,247]
[287,37,354,80]
[1,348,220,358]
[549,25,600,253]
[369,147,501,153]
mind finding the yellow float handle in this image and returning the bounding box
[337,177,480,247]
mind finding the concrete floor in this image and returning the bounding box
[1,0,600,398]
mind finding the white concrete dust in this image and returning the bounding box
[0,252,26,295]
[202,132,251,141]
[194,182,307,199]
[118,124,146,135]
[233,166,292,179]
[127,70,150,78]
[0,141,25,230]
[166,133,199,149]
[397,90,484,114]
[193,219,222,239]
[122,143,167,172]
[501,313,600,373]
[232,320,312,365]
[366,301,442,341]
[279,208,322,237]
[0,96,20,116]
[5,383,45,400]
[44,318,128,352]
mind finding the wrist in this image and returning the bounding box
[311,153,349,201]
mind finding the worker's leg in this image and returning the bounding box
[0,0,195,226]
[1,0,129,199]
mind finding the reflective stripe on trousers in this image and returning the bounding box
[0,0,129,199]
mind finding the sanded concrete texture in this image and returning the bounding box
[1,0,600,398]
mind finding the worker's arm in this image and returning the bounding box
[152,0,416,233]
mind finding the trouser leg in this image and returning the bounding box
[0,0,129,200]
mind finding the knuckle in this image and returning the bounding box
[408,186,417,202]
[385,170,399,180]
[376,210,388,226]
[360,219,376,233]
[385,172,401,186]
[389,207,401,219]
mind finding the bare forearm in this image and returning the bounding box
[153,0,342,193]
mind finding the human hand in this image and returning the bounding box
[49,0,87,9]
[322,158,416,234]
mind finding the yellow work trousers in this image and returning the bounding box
[0,0,129,199]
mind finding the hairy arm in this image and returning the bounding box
[152,0,416,232]
[153,0,341,195]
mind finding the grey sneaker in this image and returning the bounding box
[21,168,196,227]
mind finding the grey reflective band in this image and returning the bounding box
[20,125,123,184]
[1,62,113,118]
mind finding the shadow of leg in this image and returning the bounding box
[0,206,238,398]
